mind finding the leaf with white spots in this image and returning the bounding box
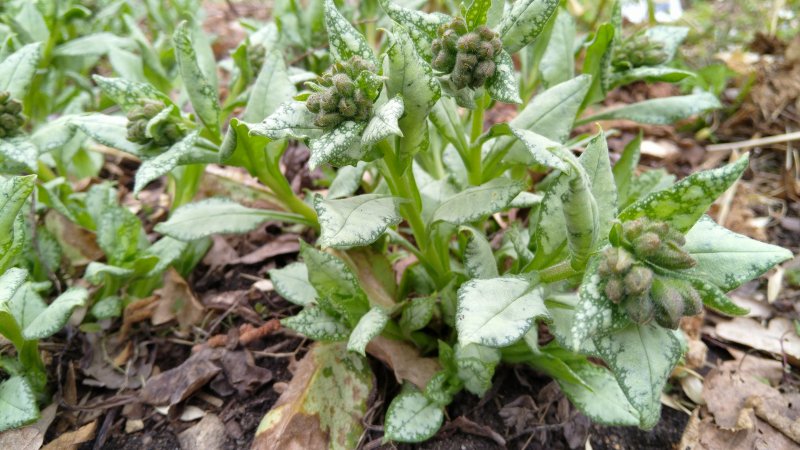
[618,154,749,232]
[92,75,172,111]
[251,101,323,141]
[540,8,575,87]
[347,306,389,355]
[497,0,559,53]
[0,175,35,251]
[315,194,403,248]
[0,137,38,172]
[243,49,296,122]
[0,376,38,431]
[22,287,88,340]
[173,21,220,135]
[487,49,521,104]
[431,178,524,226]
[644,26,689,62]
[68,114,145,157]
[362,96,404,146]
[459,226,498,280]
[300,242,369,325]
[282,306,351,341]
[557,359,640,426]
[379,0,450,59]
[29,116,78,153]
[308,121,367,169]
[354,71,384,102]
[580,92,721,125]
[269,262,317,307]
[577,132,617,243]
[134,131,219,194]
[456,277,549,347]
[590,324,685,429]
[324,0,376,65]
[684,216,792,292]
[455,343,501,396]
[384,387,444,443]
[328,162,367,200]
[154,198,311,240]
[505,126,567,170]
[400,296,437,333]
[685,276,749,316]
[0,42,42,99]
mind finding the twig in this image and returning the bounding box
[706,131,800,152]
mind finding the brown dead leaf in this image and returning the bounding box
[41,421,96,450]
[220,350,273,396]
[141,347,222,406]
[715,317,800,366]
[202,235,240,270]
[233,234,299,265]
[152,268,205,331]
[442,416,506,446]
[80,334,153,390]
[680,407,798,450]
[178,414,226,450]
[44,211,104,266]
[366,336,440,389]
[339,248,397,308]
[0,404,57,450]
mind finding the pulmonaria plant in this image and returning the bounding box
[0,92,25,139]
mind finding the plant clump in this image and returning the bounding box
[0,91,25,138]
[431,17,502,90]
[126,99,185,147]
[305,56,376,129]
[600,218,702,328]
[612,30,669,71]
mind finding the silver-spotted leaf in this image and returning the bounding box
[384,388,444,443]
[0,376,38,431]
[487,49,521,104]
[431,178,524,226]
[347,306,389,355]
[460,226,498,279]
[282,306,351,341]
[243,49,296,122]
[308,121,367,169]
[580,92,721,125]
[324,0,377,65]
[251,101,323,141]
[315,194,403,249]
[362,96,404,146]
[497,0,559,53]
[379,0,450,59]
[0,42,42,99]
[22,287,88,340]
[269,262,317,307]
[455,343,501,396]
[173,21,220,135]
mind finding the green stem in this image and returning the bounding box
[170,164,204,209]
[537,261,580,283]
[467,94,488,185]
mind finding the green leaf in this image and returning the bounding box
[567,255,629,349]
[455,343,501,396]
[0,175,35,247]
[347,306,389,355]
[315,194,403,249]
[506,126,568,170]
[591,324,684,429]
[135,133,219,194]
[431,178,524,226]
[282,306,351,341]
[53,33,133,57]
[30,116,78,153]
[644,26,689,62]
[580,92,721,125]
[578,132,617,243]
[85,184,143,265]
[251,101,323,141]
[540,8,575,87]
[459,226,498,279]
[269,262,317,307]
[379,0,450,60]
[300,243,369,324]
[308,121,367,169]
[0,376,38,432]
[457,276,549,347]
[91,295,123,320]
[429,97,469,155]
[384,388,444,443]
[612,131,642,204]
[5,281,45,338]
[243,49,296,122]
[323,0,376,65]
[69,114,145,156]
[487,49,521,104]
[618,154,749,232]
[497,0,559,53]
[611,67,694,89]
[174,21,221,135]
[22,287,87,340]
[0,42,42,99]
[328,162,367,200]
[686,276,749,316]
[0,137,38,172]
[142,236,189,278]
[684,216,792,292]
[154,198,310,240]
[557,360,640,426]
[362,96,404,146]
[84,262,135,284]
[581,23,614,107]
[466,0,492,29]
[400,296,436,333]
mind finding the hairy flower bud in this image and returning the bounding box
[649,277,703,329]
[613,30,669,71]
[620,218,696,271]
[0,92,25,138]
[623,293,655,324]
[604,277,625,303]
[306,56,377,129]
[598,247,634,276]
[431,18,502,91]
[126,99,185,147]
[624,266,653,296]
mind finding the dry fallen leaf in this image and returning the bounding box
[233,233,299,265]
[152,268,205,331]
[716,317,800,366]
[0,404,57,450]
[141,347,222,406]
[41,421,96,450]
[366,336,440,390]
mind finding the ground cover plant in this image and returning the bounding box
[0,0,796,448]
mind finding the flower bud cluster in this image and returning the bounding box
[248,43,266,73]
[599,218,701,329]
[306,56,376,129]
[126,100,185,147]
[430,18,502,90]
[612,31,669,71]
[0,91,25,138]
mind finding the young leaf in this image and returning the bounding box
[315,194,403,249]
[612,132,642,204]
[618,155,749,232]
[323,0,377,65]
[173,21,221,135]
[308,121,367,169]
[457,277,549,347]
[142,236,189,278]
[0,138,38,172]
[22,287,88,340]
[85,184,143,265]
[0,376,38,431]
[0,175,35,246]
[384,388,444,443]
[269,262,317,307]
[400,296,436,333]
[644,26,689,62]
[0,42,42,99]
[347,306,389,355]
[243,49,296,123]
[581,23,614,107]
[497,0,559,53]
[84,262,135,284]
[487,49,522,104]
[578,132,617,243]
[455,343,501,396]
[611,67,694,89]
[282,306,351,341]
[378,0,450,60]
[506,126,568,170]
[327,162,367,200]
[567,256,630,349]
[579,92,721,125]
[466,0,492,29]
[459,226,498,279]
[683,216,793,292]
[431,178,524,226]
[540,8,575,87]
[134,132,218,194]
[69,114,145,156]
[557,360,640,426]
[362,96,405,146]
[300,243,369,324]
[154,198,310,240]
[251,101,323,141]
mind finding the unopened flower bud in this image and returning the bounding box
[332,74,354,97]
[623,293,655,324]
[457,33,480,53]
[338,97,357,117]
[624,266,653,296]
[604,277,625,303]
[633,232,661,256]
[315,112,343,128]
